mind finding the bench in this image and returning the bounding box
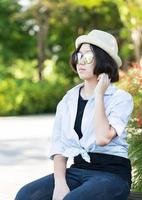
[128,192,142,200]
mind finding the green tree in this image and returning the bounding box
[115,0,142,65]
[73,0,142,66]
[47,0,123,83]
[0,0,124,82]
[17,0,73,81]
[0,0,35,63]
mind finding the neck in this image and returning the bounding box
[82,78,98,99]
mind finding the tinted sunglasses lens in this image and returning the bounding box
[76,52,82,64]
[83,52,94,64]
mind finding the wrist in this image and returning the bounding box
[54,177,66,185]
[95,93,104,98]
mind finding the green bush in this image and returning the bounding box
[0,78,71,115]
[117,63,142,192]
[127,119,142,192]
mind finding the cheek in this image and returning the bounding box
[88,65,95,74]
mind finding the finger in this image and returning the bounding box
[104,74,109,78]
[103,74,108,80]
[97,75,101,80]
[104,76,110,84]
[100,73,105,79]
[107,78,111,84]
[104,74,109,80]
[105,74,110,81]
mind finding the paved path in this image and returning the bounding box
[0,115,55,200]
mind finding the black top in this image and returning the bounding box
[74,86,88,139]
[72,86,132,187]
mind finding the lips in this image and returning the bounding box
[78,68,86,71]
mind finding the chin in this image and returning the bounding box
[79,75,87,80]
[79,74,91,80]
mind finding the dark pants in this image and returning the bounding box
[15,167,130,200]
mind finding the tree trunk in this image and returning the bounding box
[131,27,142,67]
[36,6,49,81]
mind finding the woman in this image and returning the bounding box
[15,30,134,200]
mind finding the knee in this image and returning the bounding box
[15,184,31,200]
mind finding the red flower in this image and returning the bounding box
[137,112,142,127]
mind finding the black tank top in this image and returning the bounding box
[74,86,88,139]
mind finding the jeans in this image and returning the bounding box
[15,167,130,200]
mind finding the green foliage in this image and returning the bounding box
[0,0,36,63]
[127,120,142,192]
[118,63,142,118]
[9,59,38,80]
[117,64,142,192]
[115,0,142,29]
[46,0,123,83]
[0,77,71,115]
[0,58,77,116]
[72,0,102,8]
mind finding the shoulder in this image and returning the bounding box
[110,86,134,112]
[56,82,83,108]
[113,87,133,102]
[106,84,133,104]
[60,82,83,100]
[66,82,83,95]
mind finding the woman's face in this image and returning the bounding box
[76,43,96,80]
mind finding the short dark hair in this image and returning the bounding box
[70,43,119,82]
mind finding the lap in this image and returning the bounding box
[15,173,54,200]
[15,168,130,200]
[63,169,130,200]
[15,168,81,200]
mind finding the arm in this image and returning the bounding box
[48,99,70,199]
[94,73,134,146]
[94,94,116,146]
[53,154,68,185]
[52,155,70,200]
[93,73,117,146]
[48,100,64,160]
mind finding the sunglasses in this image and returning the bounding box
[76,51,94,65]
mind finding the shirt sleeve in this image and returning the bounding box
[47,100,64,160]
[107,91,134,137]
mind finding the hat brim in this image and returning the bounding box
[75,35,122,68]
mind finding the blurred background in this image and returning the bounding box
[0,0,142,199]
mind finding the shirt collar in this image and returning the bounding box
[67,82,117,101]
[104,83,117,95]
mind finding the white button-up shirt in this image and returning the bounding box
[48,82,134,163]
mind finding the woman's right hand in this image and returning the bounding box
[52,182,70,200]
